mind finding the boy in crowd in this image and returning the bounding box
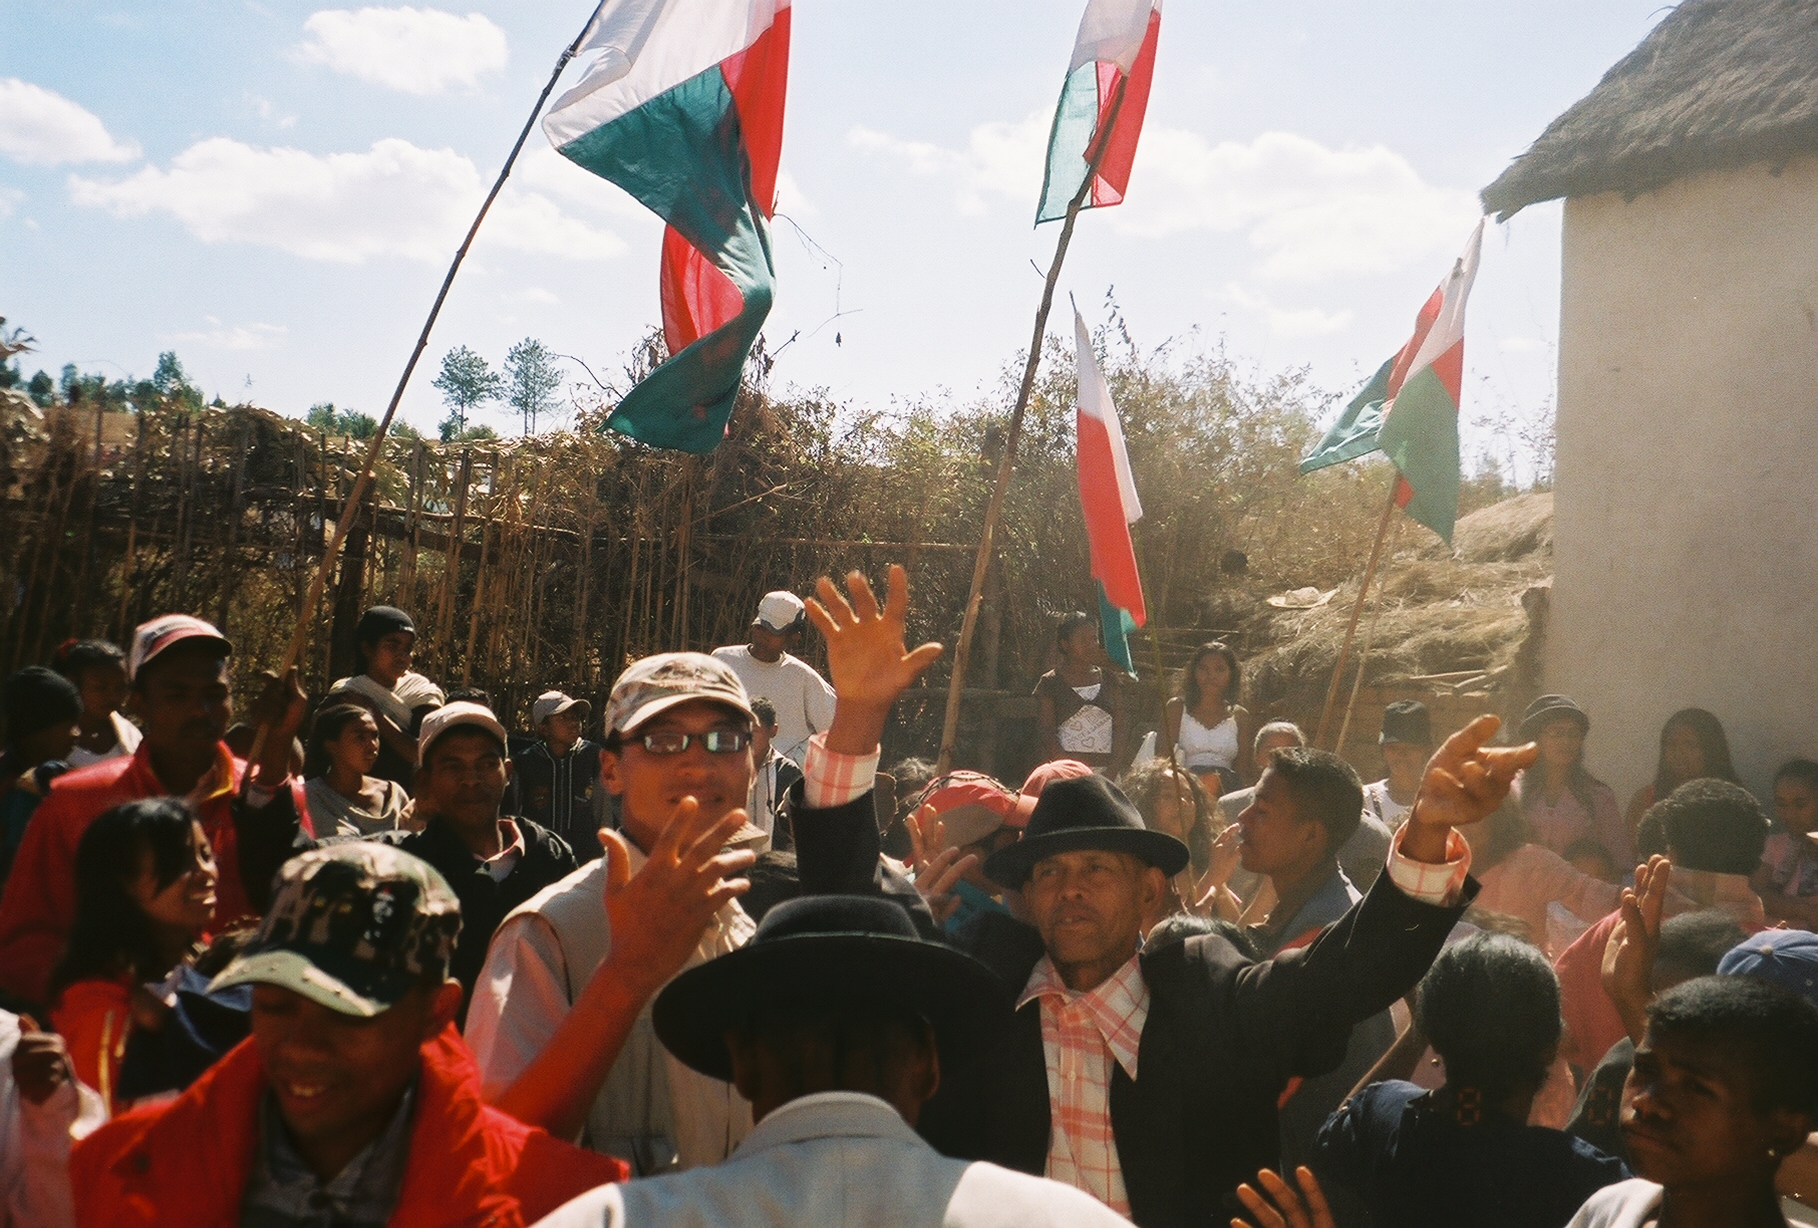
[69,844,624,1225]
[712,591,835,766]
[1364,700,1432,830]
[50,640,140,767]
[327,605,444,790]
[0,615,307,1006]
[744,697,802,851]
[514,690,607,861]
[0,668,81,890]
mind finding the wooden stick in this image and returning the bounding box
[116,412,149,639]
[246,28,589,762]
[1314,477,1400,749]
[1333,516,1402,755]
[937,85,1128,773]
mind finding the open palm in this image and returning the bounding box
[807,565,942,710]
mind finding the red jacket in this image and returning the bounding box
[0,743,306,1004]
[71,1024,626,1227]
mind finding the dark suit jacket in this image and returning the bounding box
[789,783,1473,1228]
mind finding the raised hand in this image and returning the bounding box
[907,805,978,926]
[1604,854,1671,1043]
[1402,714,1539,863]
[600,797,756,1002]
[12,1015,71,1106]
[249,666,309,783]
[1232,1166,1336,1228]
[807,565,942,754]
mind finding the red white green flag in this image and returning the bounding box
[1037,0,1161,224]
[1074,306,1146,673]
[1301,219,1483,543]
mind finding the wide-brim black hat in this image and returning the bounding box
[653,895,1010,1083]
[1519,693,1589,742]
[984,773,1189,889]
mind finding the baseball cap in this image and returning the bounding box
[209,844,462,1017]
[128,614,232,682]
[417,701,508,761]
[754,591,806,632]
[1718,929,1818,1006]
[531,690,592,725]
[915,772,1020,847]
[1012,759,1096,828]
[603,652,755,735]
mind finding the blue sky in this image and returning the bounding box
[3,1,1666,468]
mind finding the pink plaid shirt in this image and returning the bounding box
[1017,953,1147,1217]
[801,733,879,809]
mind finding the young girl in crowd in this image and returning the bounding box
[1752,759,1818,930]
[1567,975,1818,1228]
[302,702,413,836]
[1316,933,1629,1228]
[1512,695,1629,867]
[50,639,139,767]
[48,798,217,1114]
[1624,708,1738,850]
[1164,641,1253,792]
[1034,612,1127,773]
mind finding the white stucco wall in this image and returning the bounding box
[1550,154,1818,810]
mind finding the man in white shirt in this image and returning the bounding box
[467,568,939,1175]
[531,893,1127,1228]
[1361,700,1432,832]
[711,591,835,766]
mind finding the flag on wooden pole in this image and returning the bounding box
[1037,0,1162,224]
[544,0,790,453]
[1301,218,1484,543]
[1074,305,1146,672]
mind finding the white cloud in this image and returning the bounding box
[0,188,24,221]
[851,116,1480,283]
[1223,283,1354,338]
[69,136,625,264]
[512,287,559,305]
[168,318,289,350]
[247,94,299,130]
[296,7,507,95]
[0,79,139,166]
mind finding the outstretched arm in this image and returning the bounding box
[1399,714,1539,867]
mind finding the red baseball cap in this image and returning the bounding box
[917,772,1020,847]
[128,614,231,682]
[1011,759,1096,827]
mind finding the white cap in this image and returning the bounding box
[417,701,507,761]
[754,591,805,632]
[531,691,591,725]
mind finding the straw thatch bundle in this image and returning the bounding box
[1482,0,1818,219]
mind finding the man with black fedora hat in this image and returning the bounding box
[533,894,1128,1227]
[796,689,1537,1224]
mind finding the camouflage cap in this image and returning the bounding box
[603,651,755,735]
[209,844,462,1017]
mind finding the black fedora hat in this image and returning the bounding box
[1519,694,1589,742]
[652,895,1011,1083]
[983,773,1189,889]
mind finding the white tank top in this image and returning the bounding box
[1178,709,1239,773]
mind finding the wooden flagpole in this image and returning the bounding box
[1332,515,1402,753]
[936,86,1127,773]
[247,22,593,759]
[1314,476,1400,749]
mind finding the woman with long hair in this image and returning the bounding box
[1164,641,1254,792]
[49,797,217,1113]
[303,702,413,836]
[1118,757,1231,924]
[1512,695,1629,867]
[1623,708,1738,850]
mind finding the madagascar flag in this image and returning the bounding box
[1074,306,1146,674]
[1301,219,1483,543]
[543,0,789,453]
[1037,0,1161,224]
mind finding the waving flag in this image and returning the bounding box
[1301,219,1484,542]
[544,0,789,453]
[1074,307,1146,673]
[1037,0,1161,224]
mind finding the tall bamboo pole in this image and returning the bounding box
[246,24,591,761]
[936,86,1128,773]
[1314,478,1401,748]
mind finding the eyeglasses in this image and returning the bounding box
[635,729,750,755]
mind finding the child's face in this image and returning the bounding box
[1775,779,1818,838]
[1622,1026,1796,1191]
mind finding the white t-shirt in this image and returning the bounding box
[1362,779,1414,831]
[66,712,141,768]
[710,645,836,766]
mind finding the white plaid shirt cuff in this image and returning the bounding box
[802,733,879,810]
[1385,824,1472,907]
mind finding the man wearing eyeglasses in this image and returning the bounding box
[463,569,940,1177]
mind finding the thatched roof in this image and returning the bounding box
[1481,0,1818,219]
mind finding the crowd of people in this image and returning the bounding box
[0,572,1813,1227]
